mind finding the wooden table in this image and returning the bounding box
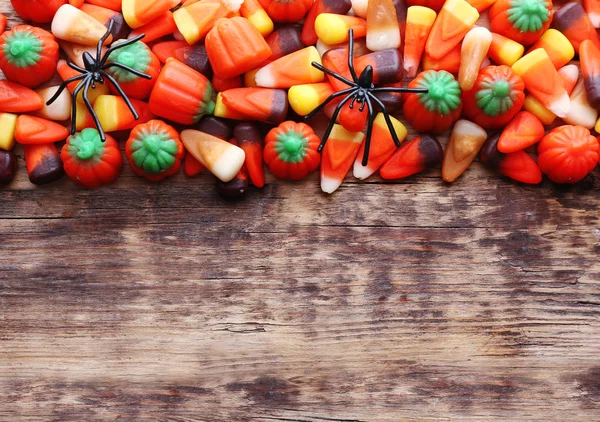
[1,3,599,421]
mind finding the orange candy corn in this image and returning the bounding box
[86,0,121,11]
[24,143,64,185]
[563,79,598,130]
[459,26,492,90]
[355,49,404,85]
[584,0,600,28]
[173,0,240,45]
[465,0,495,12]
[551,2,600,52]
[240,0,274,36]
[128,11,177,43]
[314,14,367,45]
[442,119,487,183]
[422,42,461,74]
[80,3,129,40]
[425,0,479,60]
[94,95,154,132]
[321,48,353,92]
[56,59,109,104]
[152,41,212,77]
[15,116,69,145]
[353,113,408,180]
[184,116,232,177]
[122,0,173,28]
[0,80,43,113]
[580,39,600,109]
[214,88,289,125]
[206,17,272,79]
[527,29,574,70]
[512,49,570,118]
[234,122,265,188]
[75,102,97,131]
[367,0,401,51]
[480,134,542,184]
[380,135,443,180]
[404,6,437,78]
[321,124,364,193]
[488,33,524,67]
[497,111,545,153]
[51,4,111,46]
[255,46,324,88]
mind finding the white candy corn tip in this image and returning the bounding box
[367,31,401,52]
[321,175,343,194]
[589,13,600,28]
[254,66,276,88]
[222,0,244,12]
[351,0,369,18]
[546,91,571,118]
[353,160,374,180]
[51,4,78,40]
[212,146,246,183]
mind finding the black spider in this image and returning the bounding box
[305,29,428,166]
[46,20,152,142]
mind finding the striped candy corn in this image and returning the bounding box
[321,124,364,193]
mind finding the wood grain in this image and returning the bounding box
[1,2,600,421]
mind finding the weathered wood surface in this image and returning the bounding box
[1,3,600,421]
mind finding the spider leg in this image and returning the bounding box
[347,29,359,83]
[371,87,429,94]
[368,92,402,148]
[361,95,375,166]
[97,20,115,62]
[67,61,87,74]
[318,92,357,153]
[304,87,356,120]
[82,77,107,142]
[46,74,88,106]
[311,62,356,88]
[70,75,91,135]
[102,62,152,79]
[101,70,139,120]
[100,33,147,66]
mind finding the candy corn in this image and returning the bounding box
[288,82,335,116]
[355,49,404,85]
[128,11,177,43]
[15,116,69,145]
[353,113,407,179]
[173,0,240,45]
[206,17,272,79]
[480,134,543,184]
[240,0,274,37]
[563,79,598,130]
[86,0,121,11]
[152,41,212,78]
[315,14,367,45]
[56,59,109,105]
[80,3,129,41]
[442,119,487,183]
[214,88,288,125]
[234,122,265,188]
[551,1,600,52]
[488,33,524,67]
[422,42,462,74]
[497,111,544,153]
[584,0,600,28]
[94,95,154,132]
[512,49,570,118]
[59,41,106,69]
[265,25,305,65]
[380,135,443,180]
[527,29,574,70]
[580,40,600,109]
[122,0,173,29]
[459,27,492,91]
[181,129,246,182]
[465,0,496,12]
[255,47,324,88]
[425,0,479,60]
[185,116,232,177]
[0,113,18,151]
[321,47,353,92]
[302,0,353,46]
[24,143,64,185]
[51,4,111,46]
[0,80,43,113]
[366,0,401,51]
[148,58,215,125]
[215,139,250,199]
[75,102,97,131]
[404,6,437,78]
[321,124,364,193]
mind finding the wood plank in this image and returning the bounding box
[1,2,599,421]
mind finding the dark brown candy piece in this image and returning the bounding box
[0,150,17,186]
[197,116,232,140]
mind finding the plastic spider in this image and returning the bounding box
[305,29,428,166]
[46,20,152,142]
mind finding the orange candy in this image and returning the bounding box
[497,111,545,153]
[15,115,70,144]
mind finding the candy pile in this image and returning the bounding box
[0,0,599,197]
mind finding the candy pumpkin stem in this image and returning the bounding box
[275,130,307,163]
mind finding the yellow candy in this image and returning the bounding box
[288,83,334,116]
[489,33,524,67]
[530,29,574,69]
[523,95,556,126]
[595,116,600,134]
[0,113,18,151]
[315,13,366,45]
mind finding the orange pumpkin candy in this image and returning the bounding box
[257,0,313,23]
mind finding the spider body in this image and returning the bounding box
[306,29,428,166]
[47,20,152,142]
